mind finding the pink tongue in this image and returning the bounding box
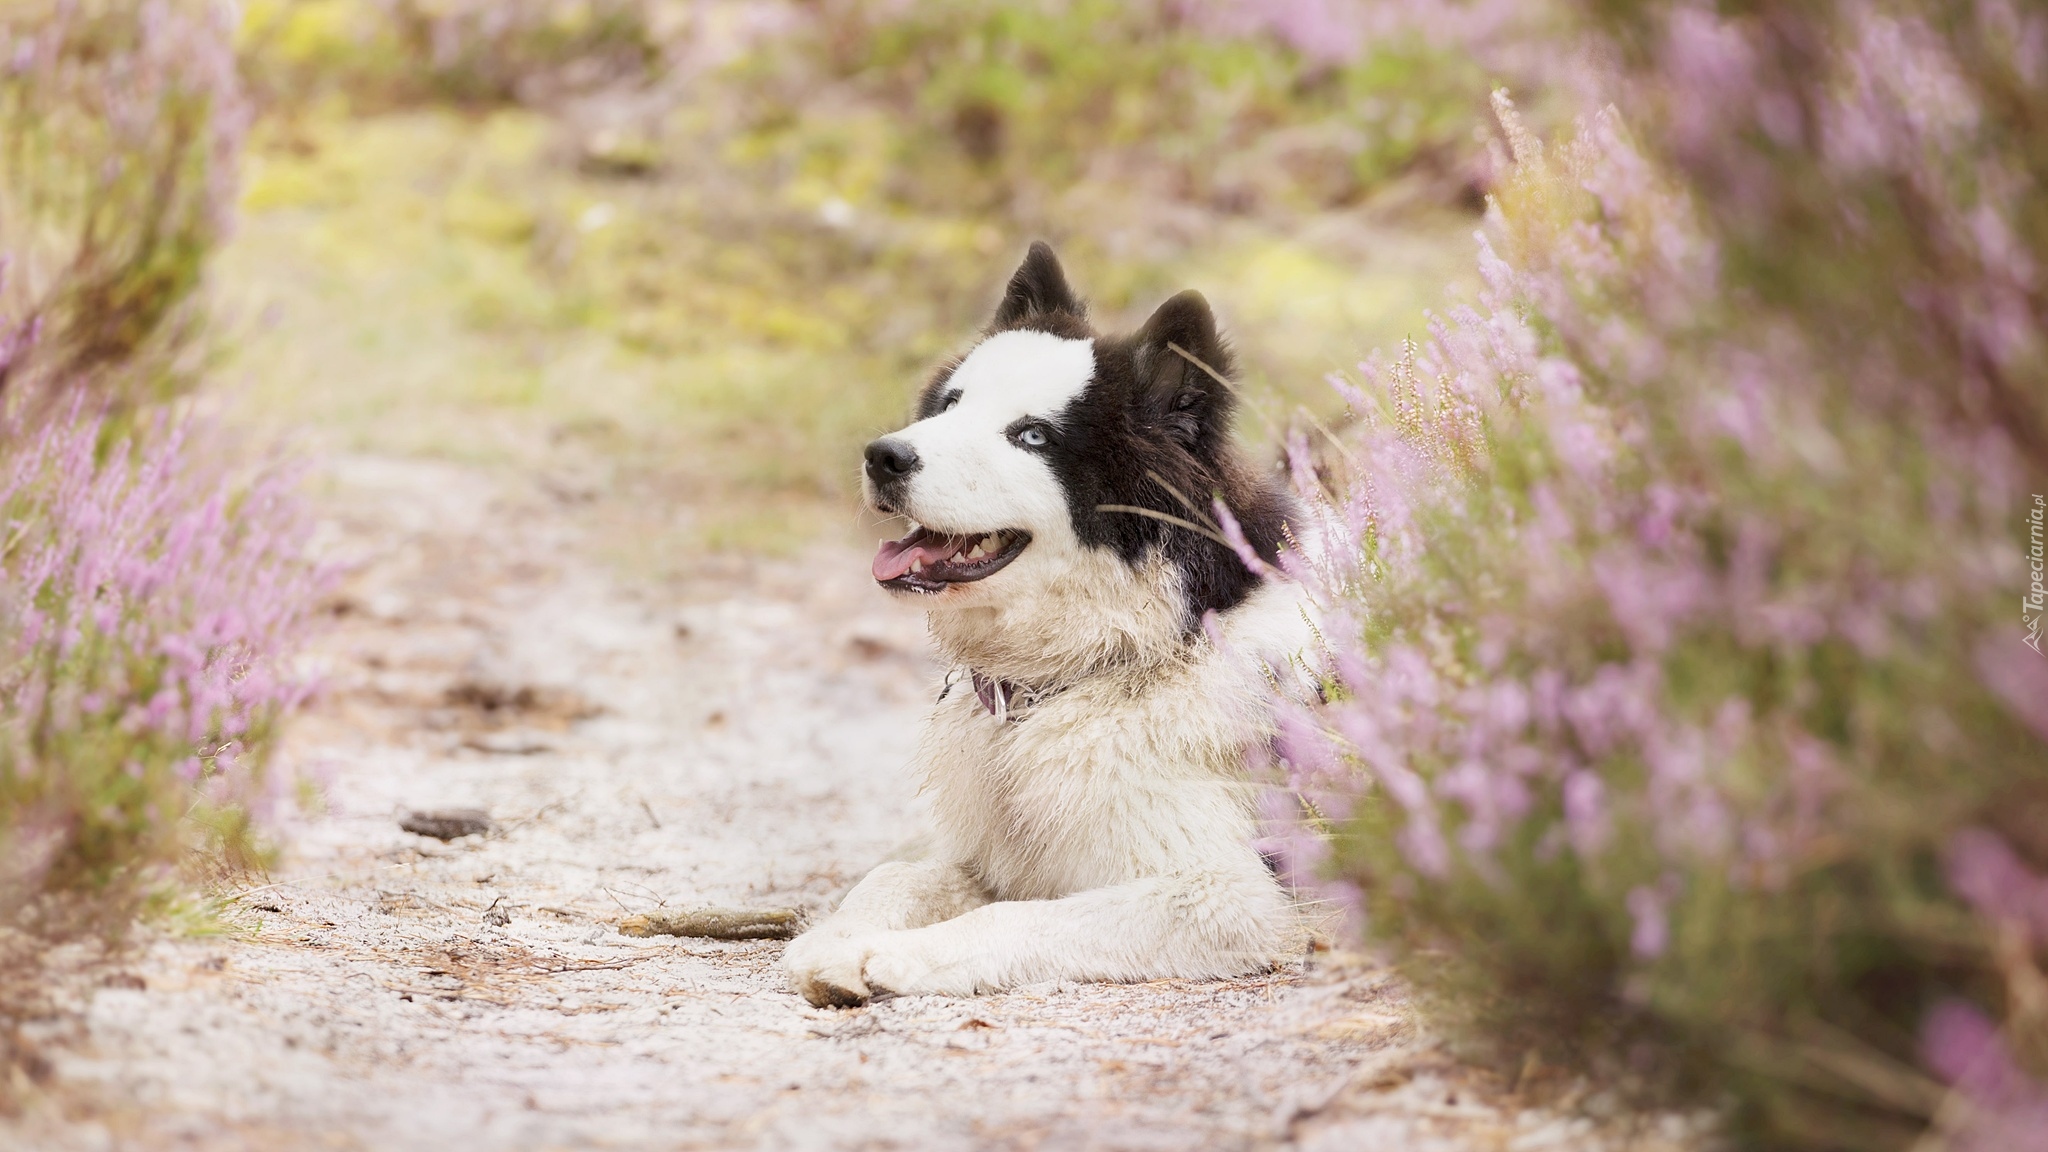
[872,530,964,582]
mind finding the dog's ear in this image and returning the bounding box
[1133,290,1234,451]
[990,241,1081,328]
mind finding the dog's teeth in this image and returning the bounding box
[982,533,1002,552]
[910,559,923,574]
[966,544,985,560]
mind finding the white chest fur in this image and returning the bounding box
[918,579,1314,900]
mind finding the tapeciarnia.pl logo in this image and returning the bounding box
[2027,494,2045,656]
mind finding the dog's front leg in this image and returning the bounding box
[860,867,1290,998]
[784,859,989,1007]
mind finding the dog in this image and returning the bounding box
[783,243,1314,1008]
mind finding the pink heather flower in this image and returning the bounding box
[1921,1001,2048,1152]
[1561,769,1608,855]
[1946,828,2048,947]
[1256,787,1342,903]
[1178,0,1540,71]
[2,391,329,917]
[1212,498,1275,579]
[1396,818,1454,880]
[1626,884,1671,959]
[1437,759,1529,854]
[1923,1001,2011,1094]
[1222,0,1366,65]
[1274,703,1342,783]
[1975,636,2048,744]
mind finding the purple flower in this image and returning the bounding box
[1976,636,2048,744]
[1946,828,2048,948]
[1626,884,1671,959]
[2,395,328,920]
[1921,1001,2048,1152]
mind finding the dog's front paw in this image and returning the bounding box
[862,942,975,998]
[783,932,877,1008]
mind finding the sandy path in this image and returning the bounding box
[7,453,1693,1152]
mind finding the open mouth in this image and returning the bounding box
[871,526,1031,594]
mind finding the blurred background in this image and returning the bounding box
[221,0,1510,562]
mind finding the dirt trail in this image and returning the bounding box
[9,453,1695,1152]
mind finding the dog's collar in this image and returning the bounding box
[939,668,1066,721]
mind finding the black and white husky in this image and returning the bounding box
[784,243,1313,1007]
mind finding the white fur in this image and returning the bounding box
[790,333,1315,1003]
[876,330,1092,562]
[945,328,1098,420]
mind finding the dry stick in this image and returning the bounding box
[617,907,801,940]
[1167,341,1245,395]
[1173,335,1359,515]
[219,861,410,904]
[1301,407,1349,458]
[1095,502,1286,585]
[1094,504,1236,549]
[1166,341,1283,438]
[1126,369,1296,575]
[1097,493,1286,587]
[220,880,292,903]
[1142,468,1220,530]
[524,957,646,974]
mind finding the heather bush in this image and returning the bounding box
[0,0,247,408]
[239,0,668,110]
[1264,3,2048,1148]
[0,2,323,943]
[0,386,322,938]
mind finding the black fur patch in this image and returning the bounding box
[947,243,1295,629]
[989,241,1086,331]
[915,359,962,421]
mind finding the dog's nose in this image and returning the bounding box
[864,438,921,486]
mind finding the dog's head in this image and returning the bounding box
[864,243,1292,640]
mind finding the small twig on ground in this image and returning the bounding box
[618,907,801,940]
[526,957,645,973]
[220,880,293,903]
[494,799,569,835]
[607,879,668,906]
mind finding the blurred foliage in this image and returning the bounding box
[0,0,247,411]
[1,0,319,945]
[0,405,320,944]
[239,0,673,107]
[221,0,1492,562]
[0,9,323,1108]
[1277,3,2048,1148]
[729,0,1492,219]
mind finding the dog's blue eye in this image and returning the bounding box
[1016,426,1048,448]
